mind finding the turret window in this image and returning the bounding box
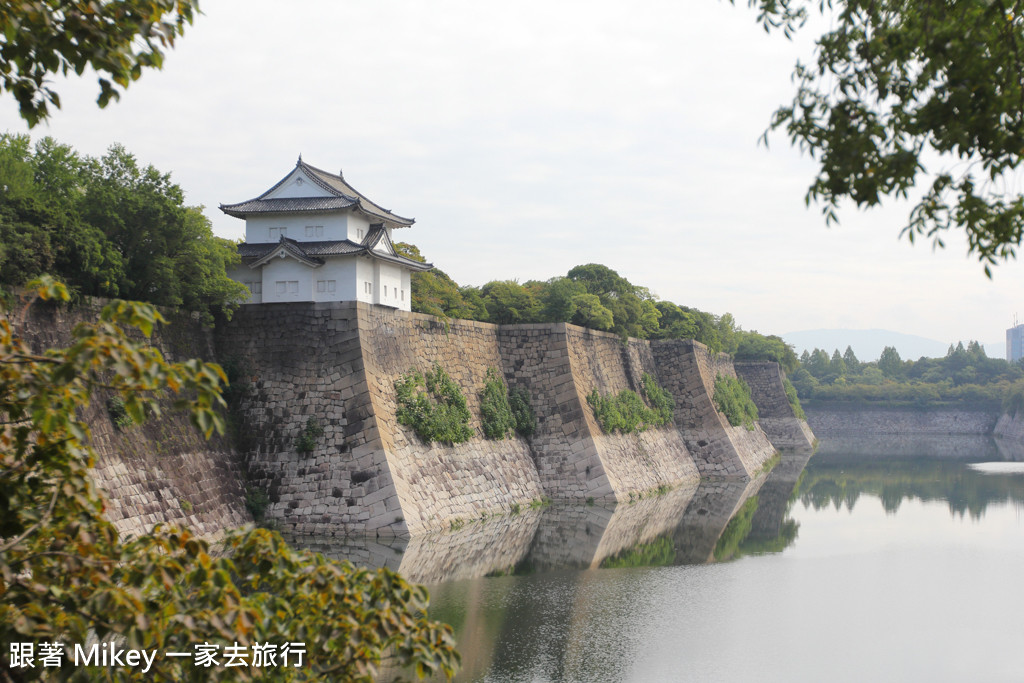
[269,226,287,240]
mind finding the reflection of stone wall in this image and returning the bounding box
[806,406,998,436]
[815,434,998,460]
[734,361,816,450]
[653,339,777,477]
[994,412,1024,443]
[671,477,766,564]
[17,300,251,541]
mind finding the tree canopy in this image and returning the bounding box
[0,0,200,127]
[739,0,1024,273]
[0,135,246,323]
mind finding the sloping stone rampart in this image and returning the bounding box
[734,361,816,449]
[652,339,777,477]
[15,300,251,541]
[562,326,700,500]
[354,307,546,533]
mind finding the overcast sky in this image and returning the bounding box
[3,0,1021,352]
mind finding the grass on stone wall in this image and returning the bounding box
[587,373,674,435]
[295,416,325,454]
[395,363,473,444]
[713,374,759,430]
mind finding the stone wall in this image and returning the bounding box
[561,326,700,500]
[15,299,251,541]
[734,361,816,450]
[805,405,999,436]
[652,339,777,477]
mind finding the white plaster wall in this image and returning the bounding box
[356,257,375,305]
[244,214,350,243]
[373,227,393,253]
[311,259,358,303]
[376,261,403,309]
[263,169,332,200]
[259,258,315,303]
[227,265,261,304]
[400,270,411,311]
[348,213,372,242]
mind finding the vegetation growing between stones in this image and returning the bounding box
[295,416,325,454]
[586,373,674,434]
[106,395,134,430]
[783,377,806,420]
[0,278,460,681]
[713,374,759,430]
[479,367,537,439]
[395,363,473,444]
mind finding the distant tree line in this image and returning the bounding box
[0,134,245,322]
[394,243,798,370]
[791,341,1024,409]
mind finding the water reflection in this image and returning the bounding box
[285,437,1024,682]
[805,435,1024,519]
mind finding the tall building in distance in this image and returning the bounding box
[1007,319,1024,362]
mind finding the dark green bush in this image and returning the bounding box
[106,396,134,430]
[295,416,324,454]
[395,364,473,444]
[509,386,537,437]
[587,374,674,434]
[480,368,515,439]
[783,377,806,420]
[713,374,759,430]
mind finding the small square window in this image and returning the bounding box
[364,281,372,295]
[317,280,326,293]
[287,281,298,294]
[384,285,388,297]
[253,282,262,294]
[327,280,336,292]
[275,281,286,294]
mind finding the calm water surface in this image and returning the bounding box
[293,435,1024,682]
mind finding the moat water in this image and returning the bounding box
[290,434,1024,682]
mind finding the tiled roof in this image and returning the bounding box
[238,236,432,271]
[220,158,415,228]
[220,196,356,217]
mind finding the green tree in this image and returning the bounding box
[843,345,861,374]
[878,345,904,378]
[479,280,540,325]
[0,0,200,126]
[738,0,1024,273]
[569,293,614,330]
[1,279,459,681]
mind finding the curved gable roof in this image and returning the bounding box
[220,157,415,228]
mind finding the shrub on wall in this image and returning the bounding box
[713,374,759,430]
[480,368,516,439]
[395,363,473,444]
[587,373,674,434]
[295,416,325,454]
[783,377,807,420]
[480,368,538,439]
[509,386,537,437]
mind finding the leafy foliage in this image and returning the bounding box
[0,0,200,126]
[479,368,538,440]
[395,364,473,444]
[713,374,760,430]
[106,396,134,430]
[737,0,1024,273]
[1,278,460,681]
[795,339,1024,408]
[0,135,246,323]
[479,368,516,440]
[783,377,807,420]
[295,416,325,454]
[586,374,674,434]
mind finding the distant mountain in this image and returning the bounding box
[782,329,1006,362]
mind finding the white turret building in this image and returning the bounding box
[221,158,431,310]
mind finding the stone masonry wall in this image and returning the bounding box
[16,299,251,541]
[496,324,615,499]
[734,361,816,450]
[563,325,700,500]
[354,306,546,533]
[652,339,777,477]
[805,405,999,436]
